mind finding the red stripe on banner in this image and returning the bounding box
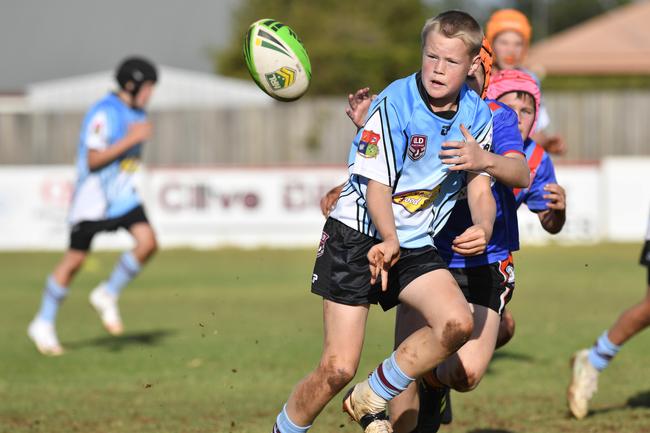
[376,364,400,393]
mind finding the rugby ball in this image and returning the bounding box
[243,19,311,101]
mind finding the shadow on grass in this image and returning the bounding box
[491,351,534,363]
[66,329,175,352]
[581,390,650,418]
[467,428,515,433]
[627,390,650,408]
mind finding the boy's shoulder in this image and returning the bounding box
[458,85,492,129]
[374,73,419,111]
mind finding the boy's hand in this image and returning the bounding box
[452,224,489,256]
[345,87,376,129]
[439,124,488,172]
[367,239,400,291]
[126,121,153,145]
[320,185,343,217]
[543,183,566,211]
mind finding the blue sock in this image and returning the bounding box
[36,276,68,323]
[588,331,621,371]
[106,252,141,297]
[368,351,415,401]
[273,404,311,433]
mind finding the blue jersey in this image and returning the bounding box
[435,100,524,267]
[68,93,147,224]
[514,138,557,211]
[330,72,493,248]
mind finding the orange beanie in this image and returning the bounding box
[486,9,532,46]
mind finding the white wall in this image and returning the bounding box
[0,158,647,250]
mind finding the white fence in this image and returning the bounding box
[0,158,648,251]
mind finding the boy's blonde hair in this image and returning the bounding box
[421,10,483,58]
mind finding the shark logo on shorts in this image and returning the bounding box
[317,231,330,258]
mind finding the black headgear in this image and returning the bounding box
[115,56,158,99]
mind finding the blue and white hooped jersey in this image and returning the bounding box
[68,93,147,224]
[329,73,493,249]
[435,100,524,267]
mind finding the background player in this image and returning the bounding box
[271,11,495,433]
[27,57,159,356]
[567,208,650,419]
[485,8,566,156]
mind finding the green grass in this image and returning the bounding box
[1,244,649,433]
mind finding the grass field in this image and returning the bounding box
[2,244,649,433]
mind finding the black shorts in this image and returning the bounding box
[449,254,515,315]
[311,218,447,310]
[69,205,149,251]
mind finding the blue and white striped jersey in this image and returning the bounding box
[68,93,146,224]
[330,72,493,248]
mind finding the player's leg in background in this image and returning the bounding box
[274,300,368,433]
[568,269,650,419]
[496,308,515,349]
[90,221,157,335]
[28,249,88,355]
[434,304,500,392]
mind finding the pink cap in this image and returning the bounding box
[486,69,541,134]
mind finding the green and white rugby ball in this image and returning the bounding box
[243,19,311,101]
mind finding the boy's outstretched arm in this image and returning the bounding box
[365,179,400,291]
[538,183,566,234]
[439,124,529,188]
[453,172,496,256]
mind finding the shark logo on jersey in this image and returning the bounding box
[408,134,427,161]
[358,130,380,158]
[316,231,330,257]
[441,124,451,136]
[392,186,441,214]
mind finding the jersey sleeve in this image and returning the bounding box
[492,105,524,156]
[523,154,557,212]
[350,97,406,187]
[84,110,111,151]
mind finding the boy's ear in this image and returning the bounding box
[468,54,481,76]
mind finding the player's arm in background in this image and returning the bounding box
[453,171,496,256]
[86,110,152,171]
[439,106,529,188]
[524,155,566,234]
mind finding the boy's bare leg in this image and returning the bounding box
[283,300,369,427]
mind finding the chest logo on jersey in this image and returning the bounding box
[358,129,380,158]
[392,186,441,214]
[408,135,428,161]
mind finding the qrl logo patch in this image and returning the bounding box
[358,130,380,158]
[408,135,427,161]
[317,231,330,258]
[265,66,296,90]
